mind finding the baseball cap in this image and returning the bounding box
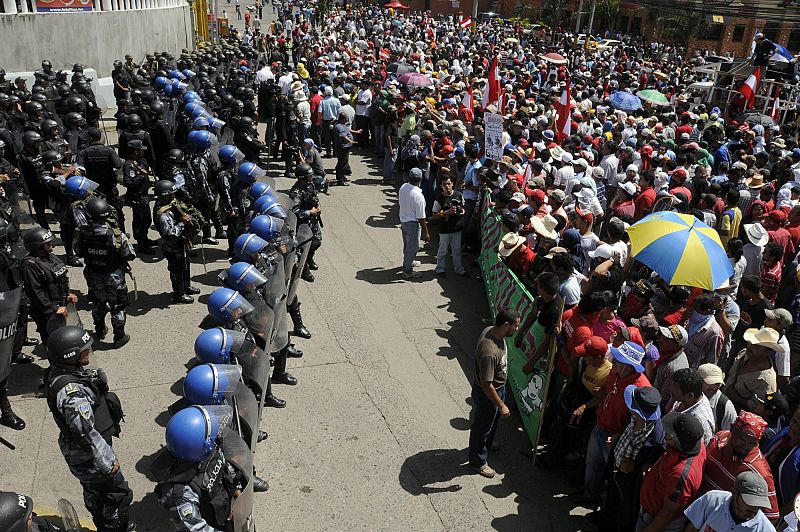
[588,243,614,261]
[764,308,793,329]
[409,167,423,180]
[631,314,659,334]
[620,182,637,196]
[624,385,661,421]
[544,246,569,259]
[610,341,645,373]
[659,324,688,347]
[575,336,608,358]
[663,412,704,456]
[750,392,791,418]
[697,363,725,386]
[514,205,535,217]
[529,189,546,204]
[574,207,594,225]
[735,471,772,509]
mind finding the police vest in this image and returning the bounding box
[80,225,123,273]
[45,368,123,445]
[23,254,69,305]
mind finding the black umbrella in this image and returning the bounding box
[387,62,415,76]
[741,113,776,127]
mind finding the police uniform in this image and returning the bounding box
[76,141,126,232]
[122,148,156,249]
[16,147,48,228]
[154,197,198,302]
[187,149,223,241]
[45,365,132,532]
[289,178,322,275]
[216,164,248,255]
[22,250,69,342]
[78,220,135,343]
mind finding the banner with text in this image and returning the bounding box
[35,0,93,11]
[478,193,552,450]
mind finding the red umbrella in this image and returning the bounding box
[540,52,568,65]
[385,1,410,8]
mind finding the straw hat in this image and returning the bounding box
[743,327,784,352]
[531,214,559,240]
[498,232,525,257]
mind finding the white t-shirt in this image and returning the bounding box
[684,491,775,532]
[278,74,293,95]
[399,183,426,223]
[355,88,372,117]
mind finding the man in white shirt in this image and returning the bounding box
[255,63,274,87]
[354,80,373,147]
[278,69,294,95]
[399,168,430,279]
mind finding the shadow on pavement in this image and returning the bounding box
[354,266,405,285]
[129,489,171,531]
[399,447,467,495]
[126,290,174,317]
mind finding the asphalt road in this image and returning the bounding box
[2,6,591,532]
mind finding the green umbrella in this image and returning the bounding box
[637,89,670,106]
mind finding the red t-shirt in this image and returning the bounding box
[612,200,636,220]
[310,94,323,126]
[640,445,706,518]
[560,310,595,376]
[768,227,794,265]
[634,188,656,220]
[505,246,536,279]
[597,370,650,434]
[787,223,800,252]
[670,185,693,204]
[675,124,693,138]
[700,431,780,521]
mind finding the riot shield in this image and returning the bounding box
[164,99,179,131]
[46,300,83,337]
[287,223,313,304]
[231,333,270,412]
[242,299,273,343]
[0,287,22,382]
[221,427,254,532]
[232,380,259,450]
[261,253,288,352]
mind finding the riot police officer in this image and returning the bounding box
[40,150,82,266]
[17,131,48,229]
[122,139,157,253]
[144,100,173,175]
[153,180,201,304]
[117,114,154,166]
[77,198,135,347]
[43,325,134,532]
[0,220,26,431]
[0,491,67,531]
[76,128,126,233]
[289,163,322,282]
[153,405,251,531]
[21,227,76,343]
[111,60,131,101]
[233,116,265,163]
[186,130,224,243]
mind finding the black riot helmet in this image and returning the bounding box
[141,88,155,103]
[72,63,84,72]
[65,95,84,112]
[149,100,165,117]
[30,85,45,95]
[230,99,244,114]
[0,218,19,245]
[0,93,8,104]
[86,197,111,221]
[30,92,48,104]
[41,150,62,167]
[41,59,52,70]
[65,111,83,127]
[237,116,254,131]
[154,179,177,198]
[0,68,5,78]
[166,148,185,164]
[56,84,71,98]
[113,59,123,69]
[0,491,33,532]
[295,163,313,179]
[21,131,42,147]
[126,113,142,130]
[24,101,43,116]
[47,325,93,367]
[41,118,59,135]
[23,226,55,253]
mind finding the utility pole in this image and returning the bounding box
[472,0,478,21]
[585,0,596,48]
[574,0,584,34]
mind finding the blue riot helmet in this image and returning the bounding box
[254,195,286,219]
[236,161,265,185]
[239,66,249,73]
[163,83,174,96]
[165,405,232,462]
[208,117,225,133]
[183,91,200,103]
[247,181,273,200]
[154,76,169,89]
[185,101,204,114]
[187,130,215,150]
[191,106,210,119]
[233,233,268,260]
[225,262,268,293]
[182,69,196,79]
[194,327,248,364]
[207,287,255,325]
[168,69,185,81]
[183,364,243,405]
[249,214,281,242]
[64,175,99,199]
[192,116,210,130]
[171,80,188,94]
[218,145,245,166]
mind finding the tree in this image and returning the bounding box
[651,8,707,44]
[597,0,620,31]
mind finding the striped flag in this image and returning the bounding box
[459,85,474,123]
[556,77,572,142]
[481,55,500,109]
[460,16,472,29]
[379,48,391,61]
[739,67,761,109]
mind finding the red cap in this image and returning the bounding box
[768,210,787,222]
[732,411,768,440]
[575,207,594,225]
[575,336,609,358]
[530,189,546,204]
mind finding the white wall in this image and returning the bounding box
[0,5,193,74]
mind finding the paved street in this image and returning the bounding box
[3,6,589,532]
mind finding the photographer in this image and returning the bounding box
[432,175,467,277]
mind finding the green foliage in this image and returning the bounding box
[597,0,620,27]
[652,8,707,44]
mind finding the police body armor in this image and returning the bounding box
[80,225,123,274]
[24,253,69,307]
[80,146,116,194]
[188,152,215,203]
[45,367,122,445]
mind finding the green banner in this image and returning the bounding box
[478,193,553,451]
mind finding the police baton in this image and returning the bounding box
[126,264,138,301]
[0,432,14,450]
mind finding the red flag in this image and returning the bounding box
[460,16,472,29]
[739,67,761,109]
[771,86,781,122]
[556,77,572,142]
[459,85,474,123]
[379,48,391,61]
[481,55,500,109]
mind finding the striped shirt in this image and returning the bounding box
[700,431,780,521]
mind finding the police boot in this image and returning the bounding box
[184,285,201,295]
[257,429,269,443]
[288,301,311,339]
[272,371,297,385]
[284,343,303,358]
[11,353,34,364]
[306,258,319,270]
[113,332,130,348]
[66,254,82,267]
[264,394,286,408]
[215,228,228,239]
[301,266,315,282]
[253,475,270,493]
[172,283,193,304]
[0,400,25,430]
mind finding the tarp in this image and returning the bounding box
[478,192,554,452]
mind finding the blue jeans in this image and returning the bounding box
[436,231,465,274]
[374,123,385,156]
[468,384,506,467]
[585,425,613,498]
[401,221,420,273]
[383,148,397,183]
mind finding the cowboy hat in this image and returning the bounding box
[745,174,766,189]
[743,327,785,352]
[743,223,769,247]
[498,232,526,257]
[530,214,558,241]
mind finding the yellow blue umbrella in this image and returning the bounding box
[626,212,734,290]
